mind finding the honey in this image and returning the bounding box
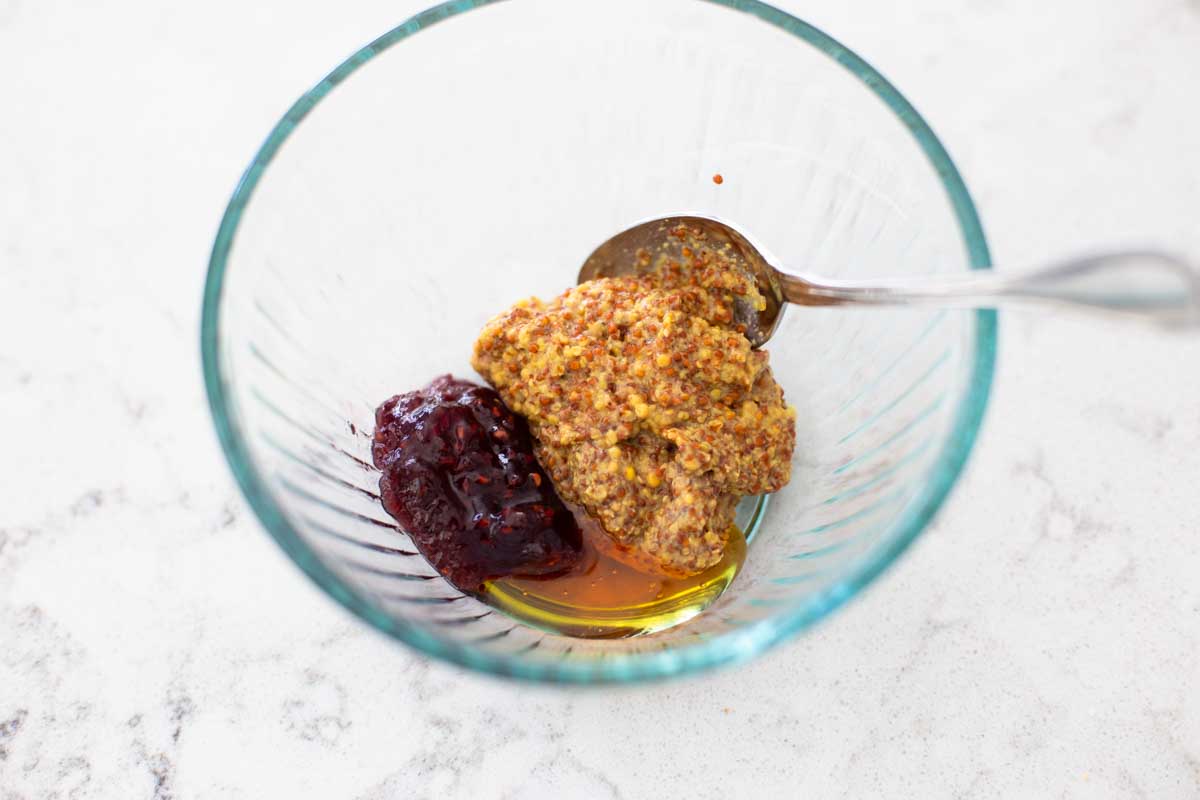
[483,507,746,638]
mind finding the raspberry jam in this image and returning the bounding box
[372,375,581,591]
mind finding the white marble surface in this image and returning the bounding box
[3,0,1200,797]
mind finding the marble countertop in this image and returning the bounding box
[3,0,1199,797]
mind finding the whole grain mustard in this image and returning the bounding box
[473,226,795,576]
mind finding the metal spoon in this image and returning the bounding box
[578,215,1200,347]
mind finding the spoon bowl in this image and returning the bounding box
[579,216,787,347]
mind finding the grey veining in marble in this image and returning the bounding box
[2,0,1199,797]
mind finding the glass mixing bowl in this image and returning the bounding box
[202,0,995,683]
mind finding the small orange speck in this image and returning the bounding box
[712,173,724,185]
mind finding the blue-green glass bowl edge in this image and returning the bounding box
[200,0,997,685]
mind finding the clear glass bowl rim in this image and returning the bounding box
[201,0,997,684]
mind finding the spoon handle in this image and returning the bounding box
[782,251,1200,327]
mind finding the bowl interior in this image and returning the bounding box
[204,0,993,683]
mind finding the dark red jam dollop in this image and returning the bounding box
[372,375,582,591]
